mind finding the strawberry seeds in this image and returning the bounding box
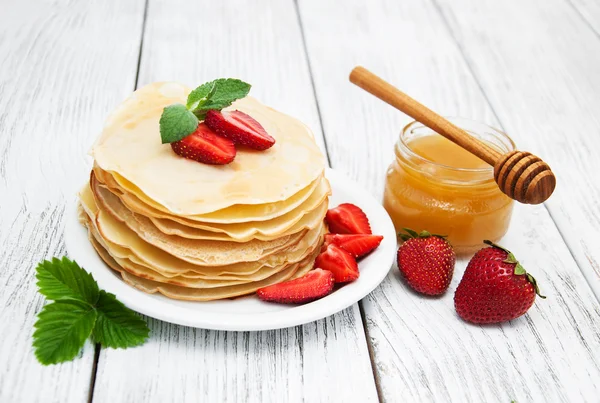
[396,229,544,324]
[171,110,275,165]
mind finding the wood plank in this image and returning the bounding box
[0,0,146,402]
[91,1,378,402]
[298,0,600,401]
[432,0,600,297]
[136,0,326,153]
[93,311,374,402]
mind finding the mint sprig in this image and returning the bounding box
[186,79,251,115]
[160,78,251,144]
[33,257,150,365]
[159,104,199,144]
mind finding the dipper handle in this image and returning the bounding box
[350,66,501,165]
[349,66,556,204]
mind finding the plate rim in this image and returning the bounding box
[64,168,396,331]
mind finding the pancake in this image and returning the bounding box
[288,252,318,280]
[87,218,324,288]
[80,184,310,267]
[89,232,320,301]
[91,173,328,245]
[94,165,325,224]
[92,170,331,238]
[90,183,327,266]
[81,200,325,279]
[92,82,326,215]
[149,200,327,241]
[87,222,248,288]
[81,82,329,301]
[95,206,324,270]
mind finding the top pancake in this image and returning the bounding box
[93,166,331,228]
[91,82,327,216]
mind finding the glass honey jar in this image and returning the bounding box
[383,118,516,254]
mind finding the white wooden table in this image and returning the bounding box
[2,0,600,401]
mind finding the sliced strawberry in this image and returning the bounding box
[323,234,383,258]
[325,203,372,234]
[257,268,334,304]
[171,123,236,165]
[315,244,359,283]
[205,110,275,150]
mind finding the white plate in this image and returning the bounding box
[64,168,396,331]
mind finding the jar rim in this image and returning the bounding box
[400,117,516,174]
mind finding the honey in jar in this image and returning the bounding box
[383,118,515,254]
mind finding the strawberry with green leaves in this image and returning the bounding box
[396,229,455,296]
[454,240,545,324]
[159,78,274,165]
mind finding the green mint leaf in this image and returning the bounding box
[36,257,100,304]
[186,81,214,110]
[206,82,218,99]
[187,82,220,112]
[93,290,150,348]
[33,300,97,365]
[159,104,199,144]
[186,78,251,117]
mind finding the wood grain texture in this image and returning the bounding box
[298,0,600,401]
[93,311,374,403]
[91,1,378,402]
[433,0,600,299]
[0,0,146,402]
[136,0,326,154]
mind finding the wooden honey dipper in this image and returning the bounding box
[349,66,556,205]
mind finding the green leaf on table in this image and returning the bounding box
[92,290,150,348]
[33,300,97,365]
[32,257,151,365]
[159,103,199,144]
[36,257,100,304]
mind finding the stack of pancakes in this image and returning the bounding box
[79,82,329,301]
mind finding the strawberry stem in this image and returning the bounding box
[399,233,412,242]
[526,273,546,298]
[399,228,448,241]
[403,228,419,238]
[483,240,546,299]
[483,239,511,254]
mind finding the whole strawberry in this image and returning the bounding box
[397,229,455,295]
[454,240,545,324]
